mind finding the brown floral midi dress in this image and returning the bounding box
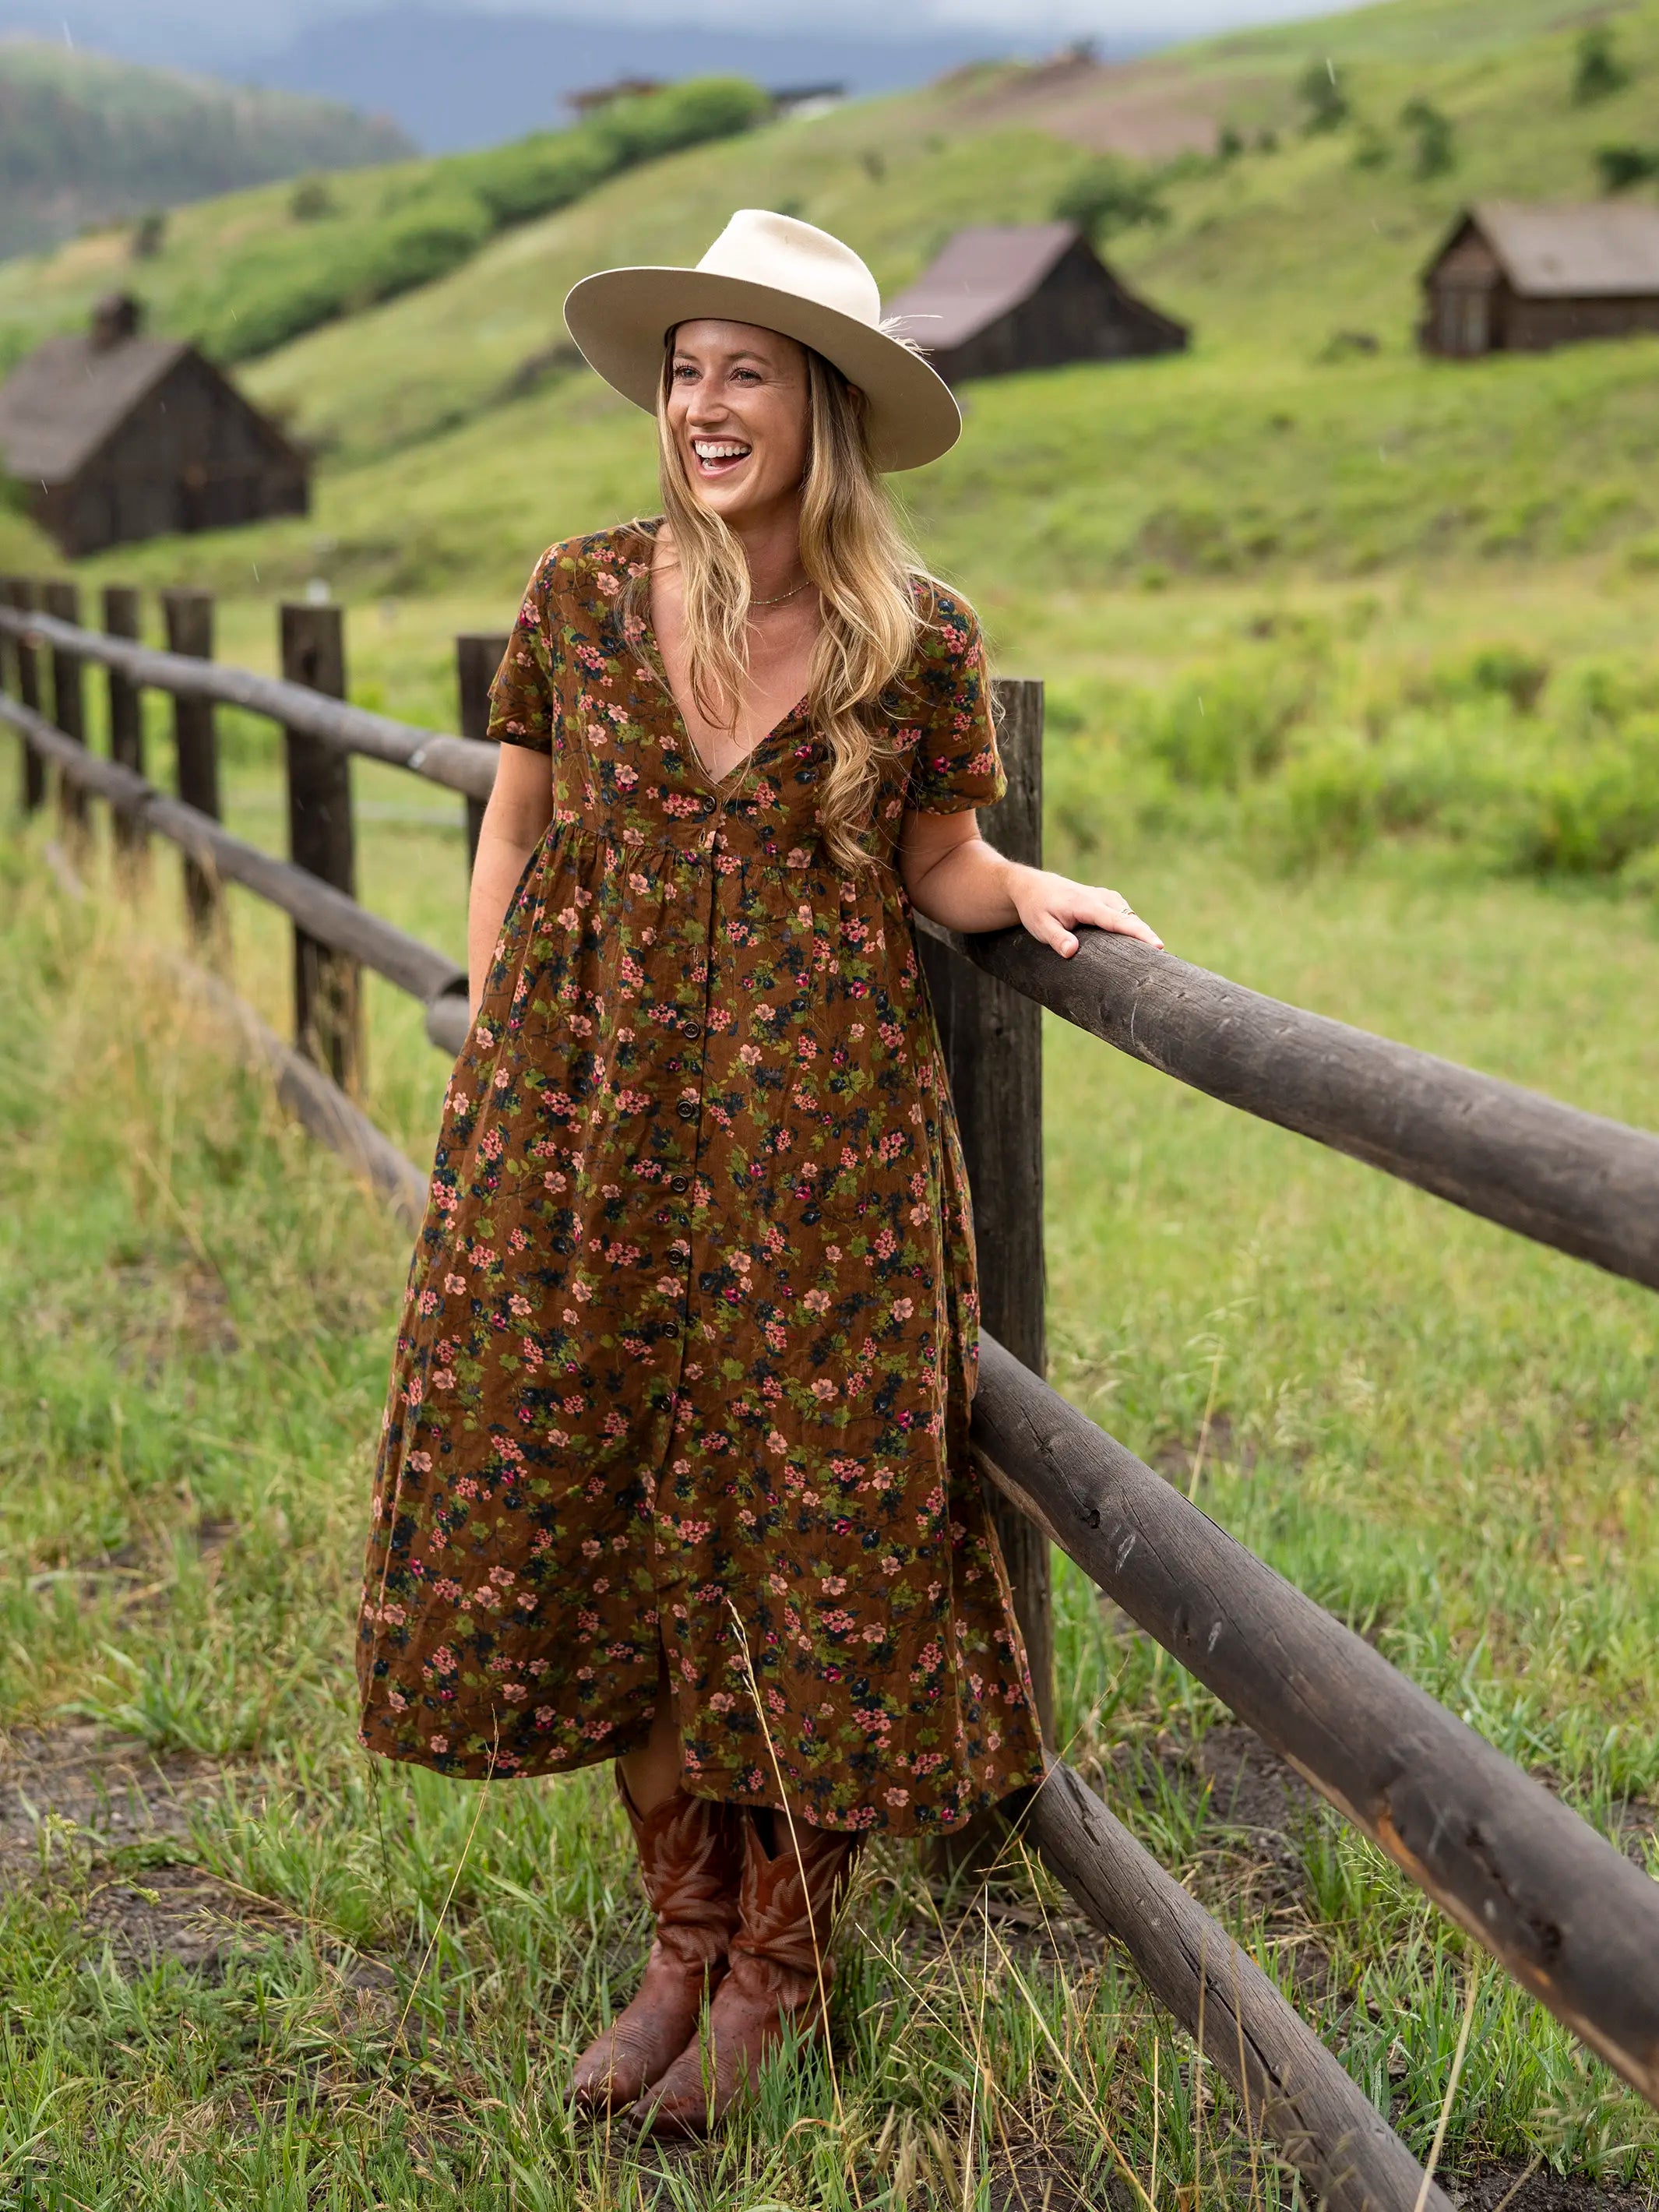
[355,521,1044,1834]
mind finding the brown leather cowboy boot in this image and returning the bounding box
[569,1772,743,2115]
[632,1807,861,2136]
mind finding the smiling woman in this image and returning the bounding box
[352,207,1162,2140]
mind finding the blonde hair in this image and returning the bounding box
[647,340,939,871]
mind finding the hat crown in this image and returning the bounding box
[694,209,882,333]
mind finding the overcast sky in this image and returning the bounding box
[9,0,1380,50]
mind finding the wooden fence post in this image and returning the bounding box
[456,632,507,869]
[41,579,89,846]
[280,601,362,1090]
[5,580,44,815]
[161,589,224,951]
[103,586,146,865]
[919,676,1053,1752]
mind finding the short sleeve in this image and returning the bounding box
[486,558,556,755]
[901,597,1006,816]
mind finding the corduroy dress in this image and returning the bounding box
[355,523,1043,1833]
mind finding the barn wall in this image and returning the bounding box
[938,239,1185,383]
[1421,228,1505,356]
[1503,293,1659,351]
[59,354,308,556]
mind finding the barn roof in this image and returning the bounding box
[1439,202,1659,298]
[885,222,1083,353]
[0,329,188,484]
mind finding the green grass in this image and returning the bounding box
[0,787,1654,2202]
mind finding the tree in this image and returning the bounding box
[129,209,165,260]
[1573,25,1630,105]
[1053,157,1170,242]
[1400,96,1456,179]
[1297,57,1351,134]
[1216,122,1245,163]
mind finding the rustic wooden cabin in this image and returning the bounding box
[885,222,1188,386]
[0,294,309,556]
[1421,203,1659,358]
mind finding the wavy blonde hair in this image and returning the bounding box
[646,340,940,871]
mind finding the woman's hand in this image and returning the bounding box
[900,808,1164,955]
[1009,866,1163,956]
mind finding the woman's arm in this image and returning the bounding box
[898,808,1164,956]
[467,745,555,1012]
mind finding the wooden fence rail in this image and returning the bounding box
[0,603,497,799]
[5,574,1657,2206]
[932,919,1659,1296]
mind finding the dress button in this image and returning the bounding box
[682,1020,702,1041]
[670,1175,690,1194]
[699,794,717,816]
[676,1100,697,1121]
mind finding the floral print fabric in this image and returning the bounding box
[355,522,1043,1834]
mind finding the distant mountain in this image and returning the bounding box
[247,7,1066,153]
[0,37,414,260]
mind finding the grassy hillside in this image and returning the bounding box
[3,0,1657,577]
[0,74,770,378]
[0,37,410,265]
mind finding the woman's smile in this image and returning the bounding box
[691,437,752,477]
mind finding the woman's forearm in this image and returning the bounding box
[467,824,541,1013]
[903,815,1164,956]
[904,831,1024,932]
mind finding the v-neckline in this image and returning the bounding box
[636,537,812,797]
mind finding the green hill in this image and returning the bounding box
[0,37,414,265]
[4,0,1659,612]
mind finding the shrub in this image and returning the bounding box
[591,75,769,166]
[130,209,166,260]
[1297,58,1350,134]
[1139,659,1318,792]
[1053,157,1169,241]
[1573,25,1630,106]
[1429,643,1551,716]
[1594,143,1659,193]
[1400,96,1456,179]
[289,175,337,221]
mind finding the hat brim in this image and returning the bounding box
[562,266,961,474]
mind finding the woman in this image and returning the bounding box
[355,210,1161,2136]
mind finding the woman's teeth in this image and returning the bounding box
[693,440,751,472]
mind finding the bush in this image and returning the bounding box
[591,75,770,166]
[1297,58,1351,134]
[289,175,337,221]
[1053,157,1169,241]
[1400,96,1456,179]
[1139,659,1318,793]
[1595,143,1659,193]
[1573,25,1631,106]
[1430,643,1551,716]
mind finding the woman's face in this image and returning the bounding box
[665,319,811,528]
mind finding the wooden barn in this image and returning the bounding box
[885,222,1188,386]
[0,294,309,557]
[1421,203,1659,358]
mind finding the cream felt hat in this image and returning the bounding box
[562,209,961,473]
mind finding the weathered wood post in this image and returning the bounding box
[160,588,224,951]
[41,579,90,847]
[103,585,146,865]
[919,677,1053,1752]
[456,632,508,869]
[280,601,362,1090]
[5,579,45,814]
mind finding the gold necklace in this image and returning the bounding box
[750,577,814,608]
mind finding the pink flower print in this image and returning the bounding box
[428,1734,449,1753]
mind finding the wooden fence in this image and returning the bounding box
[5,575,1659,2210]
